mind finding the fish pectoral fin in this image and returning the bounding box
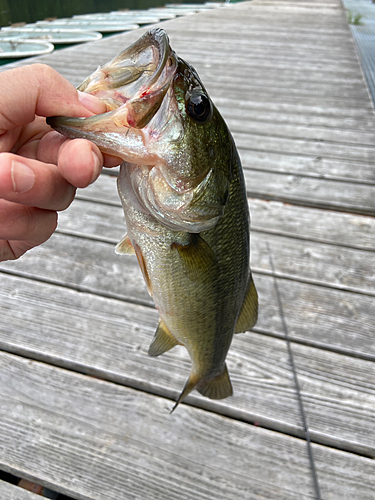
[235,275,258,333]
[133,243,153,297]
[148,320,180,357]
[172,233,216,282]
[170,373,200,414]
[197,364,233,400]
[115,234,135,255]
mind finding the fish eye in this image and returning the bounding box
[186,92,212,122]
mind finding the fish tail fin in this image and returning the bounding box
[197,364,233,400]
[170,373,200,414]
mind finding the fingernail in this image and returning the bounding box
[11,161,36,193]
[78,91,107,114]
[90,151,101,184]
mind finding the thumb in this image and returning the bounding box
[0,64,106,132]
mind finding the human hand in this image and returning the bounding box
[0,64,119,262]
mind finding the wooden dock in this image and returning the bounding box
[1,1,375,498]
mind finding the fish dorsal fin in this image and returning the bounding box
[170,372,200,413]
[197,364,233,400]
[115,234,135,255]
[172,233,216,281]
[235,276,258,333]
[148,320,180,357]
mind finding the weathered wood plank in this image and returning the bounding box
[66,192,375,254]
[228,119,375,149]
[243,169,375,215]
[238,150,375,184]
[2,226,374,358]
[79,164,375,218]
[234,131,375,164]
[48,55,374,105]
[0,480,41,500]
[60,185,375,253]
[1,3,372,218]
[214,96,375,126]
[0,350,374,500]
[213,94,374,124]
[0,1,373,496]
[250,198,375,251]
[1,270,374,457]
[75,172,375,251]
[53,197,375,296]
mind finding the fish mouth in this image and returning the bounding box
[47,28,226,233]
[47,28,178,157]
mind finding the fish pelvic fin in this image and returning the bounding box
[170,373,200,414]
[115,234,135,255]
[197,364,233,400]
[148,319,180,357]
[235,275,258,333]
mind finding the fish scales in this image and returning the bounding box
[47,28,258,411]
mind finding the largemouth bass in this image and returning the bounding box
[48,28,258,411]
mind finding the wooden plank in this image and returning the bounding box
[228,119,375,149]
[42,51,372,99]
[213,96,375,125]
[2,212,375,312]
[234,131,375,164]
[238,150,375,184]
[3,241,374,357]
[169,32,358,55]
[209,78,370,103]
[0,2,372,219]
[250,198,375,251]
[52,197,375,297]
[0,480,42,500]
[252,232,375,295]
[1,271,374,457]
[71,171,375,249]
[0,350,374,500]
[61,184,375,252]
[69,190,375,253]
[58,174,375,252]
[79,164,375,220]
[243,169,375,215]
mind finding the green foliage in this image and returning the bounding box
[346,9,364,25]
[0,0,170,27]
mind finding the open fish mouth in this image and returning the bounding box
[48,28,229,233]
[47,28,178,155]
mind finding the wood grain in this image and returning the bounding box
[0,0,374,497]
[72,173,375,250]
[0,480,42,500]
[0,351,374,500]
[0,273,374,457]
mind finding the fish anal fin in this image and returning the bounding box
[170,372,200,414]
[148,320,180,357]
[235,276,258,333]
[172,233,216,282]
[115,234,135,255]
[197,364,233,400]
[133,243,153,297]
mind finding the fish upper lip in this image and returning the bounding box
[48,28,178,135]
[78,28,176,128]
